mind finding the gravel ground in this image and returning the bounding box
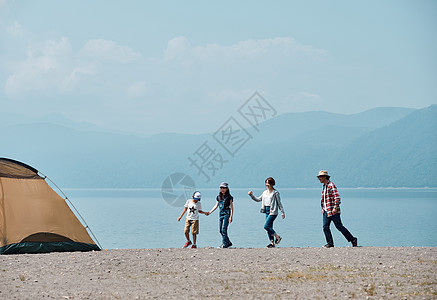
[0,247,436,299]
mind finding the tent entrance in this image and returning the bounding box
[21,232,74,243]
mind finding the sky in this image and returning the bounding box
[0,0,436,135]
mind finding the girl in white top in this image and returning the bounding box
[248,177,285,248]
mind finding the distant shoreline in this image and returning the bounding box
[61,187,437,191]
[2,247,436,299]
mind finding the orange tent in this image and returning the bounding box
[0,158,100,254]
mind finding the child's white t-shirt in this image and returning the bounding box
[184,199,202,220]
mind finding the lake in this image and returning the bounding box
[63,188,437,249]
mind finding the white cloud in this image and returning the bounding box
[2,33,329,132]
[5,21,23,36]
[61,65,96,92]
[4,37,145,96]
[299,92,321,100]
[79,39,142,64]
[164,36,191,61]
[5,37,72,95]
[207,89,254,104]
[0,0,12,8]
[154,36,328,113]
[164,36,327,65]
[275,91,324,113]
[127,81,147,98]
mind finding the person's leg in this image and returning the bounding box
[183,220,192,247]
[192,220,199,246]
[219,214,225,245]
[331,213,355,242]
[221,213,230,246]
[323,211,334,246]
[184,220,191,241]
[264,214,277,243]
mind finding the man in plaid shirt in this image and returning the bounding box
[317,170,358,248]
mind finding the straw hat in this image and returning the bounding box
[317,170,330,178]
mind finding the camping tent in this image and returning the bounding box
[0,158,100,254]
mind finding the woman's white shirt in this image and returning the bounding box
[262,190,274,207]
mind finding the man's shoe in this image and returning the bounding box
[322,244,334,248]
[352,237,358,247]
[274,236,282,246]
[266,243,275,248]
[183,241,192,248]
[190,244,197,249]
[222,242,232,248]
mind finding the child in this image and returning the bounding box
[208,182,234,248]
[177,191,207,248]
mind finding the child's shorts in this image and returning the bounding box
[184,219,199,235]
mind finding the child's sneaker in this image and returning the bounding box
[183,241,192,248]
[191,244,197,249]
[266,243,275,248]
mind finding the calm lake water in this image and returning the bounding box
[64,188,437,249]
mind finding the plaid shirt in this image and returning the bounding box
[321,181,341,217]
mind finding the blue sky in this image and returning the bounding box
[0,0,436,134]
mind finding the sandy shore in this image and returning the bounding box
[1,247,436,299]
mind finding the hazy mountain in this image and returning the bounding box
[256,107,414,141]
[333,105,437,187]
[0,112,120,134]
[226,105,436,188]
[1,106,435,188]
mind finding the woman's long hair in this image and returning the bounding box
[220,187,231,197]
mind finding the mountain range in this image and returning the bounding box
[1,105,435,188]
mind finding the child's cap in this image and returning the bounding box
[193,191,201,200]
[220,182,228,188]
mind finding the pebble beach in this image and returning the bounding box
[1,247,436,299]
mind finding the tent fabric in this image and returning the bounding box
[0,158,42,179]
[0,158,100,254]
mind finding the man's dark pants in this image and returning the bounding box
[323,211,354,246]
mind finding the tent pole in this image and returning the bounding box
[39,172,103,250]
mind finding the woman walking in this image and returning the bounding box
[207,182,234,248]
[248,177,285,248]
